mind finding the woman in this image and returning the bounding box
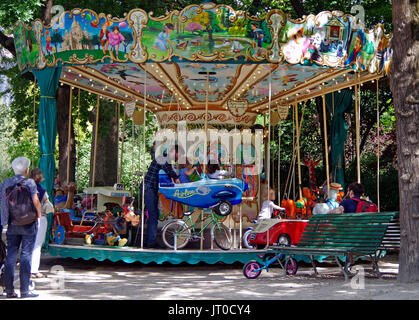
[29,168,54,278]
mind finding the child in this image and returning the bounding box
[154,23,175,52]
[178,160,197,183]
[207,163,229,179]
[258,188,285,221]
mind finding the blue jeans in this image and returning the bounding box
[144,188,159,247]
[4,222,37,294]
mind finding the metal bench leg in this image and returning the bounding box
[309,255,318,277]
[371,254,381,278]
[335,256,350,282]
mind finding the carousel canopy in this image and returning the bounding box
[13,2,392,126]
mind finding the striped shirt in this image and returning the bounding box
[144,156,179,191]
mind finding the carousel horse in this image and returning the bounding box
[54,182,77,211]
[302,157,321,195]
[312,183,342,215]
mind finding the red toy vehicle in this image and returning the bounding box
[243,218,308,249]
[52,209,114,245]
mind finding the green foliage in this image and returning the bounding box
[0,0,42,29]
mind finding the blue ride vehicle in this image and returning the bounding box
[158,170,248,216]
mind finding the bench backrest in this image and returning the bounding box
[379,213,400,251]
[297,212,398,255]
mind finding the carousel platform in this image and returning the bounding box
[46,244,270,265]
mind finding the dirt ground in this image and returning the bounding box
[2,251,418,301]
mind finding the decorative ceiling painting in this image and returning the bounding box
[13,2,393,127]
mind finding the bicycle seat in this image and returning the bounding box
[183,210,194,216]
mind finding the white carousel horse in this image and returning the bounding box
[312,186,340,215]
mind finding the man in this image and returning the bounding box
[0,157,42,298]
[328,182,365,214]
[143,145,180,248]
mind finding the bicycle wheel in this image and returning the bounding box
[211,223,232,250]
[161,220,191,249]
[243,260,262,279]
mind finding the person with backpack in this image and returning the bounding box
[0,157,41,298]
[328,182,378,214]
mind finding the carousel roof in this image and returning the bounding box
[13,2,392,126]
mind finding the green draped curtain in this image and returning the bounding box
[32,65,62,249]
[325,89,353,189]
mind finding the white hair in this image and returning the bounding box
[11,156,31,175]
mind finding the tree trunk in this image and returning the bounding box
[89,99,119,187]
[56,84,76,185]
[390,0,419,283]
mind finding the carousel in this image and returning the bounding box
[12,2,393,264]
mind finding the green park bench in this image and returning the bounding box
[268,212,398,281]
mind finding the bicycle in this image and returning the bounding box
[161,210,232,250]
[243,252,298,279]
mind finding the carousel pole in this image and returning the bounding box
[119,106,126,183]
[376,80,381,212]
[355,72,361,183]
[277,119,281,203]
[116,102,120,184]
[294,99,302,200]
[92,95,100,188]
[203,71,210,251]
[76,89,81,182]
[267,72,272,201]
[141,65,147,249]
[292,103,296,200]
[66,87,73,184]
[322,86,330,198]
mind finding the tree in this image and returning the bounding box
[51,31,63,52]
[390,0,419,283]
[121,31,133,53]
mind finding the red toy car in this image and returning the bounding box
[243,219,308,249]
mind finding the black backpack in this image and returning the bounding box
[5,179,38,226]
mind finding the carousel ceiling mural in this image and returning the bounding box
[13,2,392,126]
